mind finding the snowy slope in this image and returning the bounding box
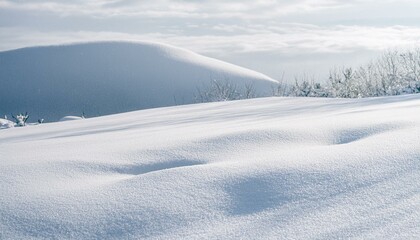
[1,95,419,239]
[0,41,277,121]
[0,118,14,129]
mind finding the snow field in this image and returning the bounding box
[0,41,277,121]
[0,95,419,239]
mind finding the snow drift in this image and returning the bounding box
[0,95,419,239]
[59,116,84,122]
[0,118,14,129]
[0,41,277,121]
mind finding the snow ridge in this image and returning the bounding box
[0,41,277,121]
[0,94,419,239]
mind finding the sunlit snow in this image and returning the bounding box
[1,95,419,239]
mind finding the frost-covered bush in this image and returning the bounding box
[280,49,420,98]
[195,79,256,102]
[12,113,29,127]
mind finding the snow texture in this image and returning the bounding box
[59,116,84,122]
[1,95,419,239]
[0,118,14,129]
[0,41,277,121]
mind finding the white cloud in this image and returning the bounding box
[2,24,420,55]
[0,0,358,18]
[2,0,420,78]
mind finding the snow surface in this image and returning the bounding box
[0,41,277,121]
[59,116,84,122]
[1,95,419,239]
[0,118,14,129]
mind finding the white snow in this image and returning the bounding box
[0,41,277,121]
[1,95,419,239]
[59,116,84,122]
[0,118,14,129]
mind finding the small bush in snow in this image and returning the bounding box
[276,49,420,98]
[195,79,255,103]
[12,112,29,127]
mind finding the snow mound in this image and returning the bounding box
[59,116,84,122]
[1,95,419,239]
[0,118,14,129]
[0,41,277,121]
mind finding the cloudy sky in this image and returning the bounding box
[2,0,420,80]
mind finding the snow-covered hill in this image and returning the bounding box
[0,118,14,129]
[0,41,277,121]
[1,95,419,239]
